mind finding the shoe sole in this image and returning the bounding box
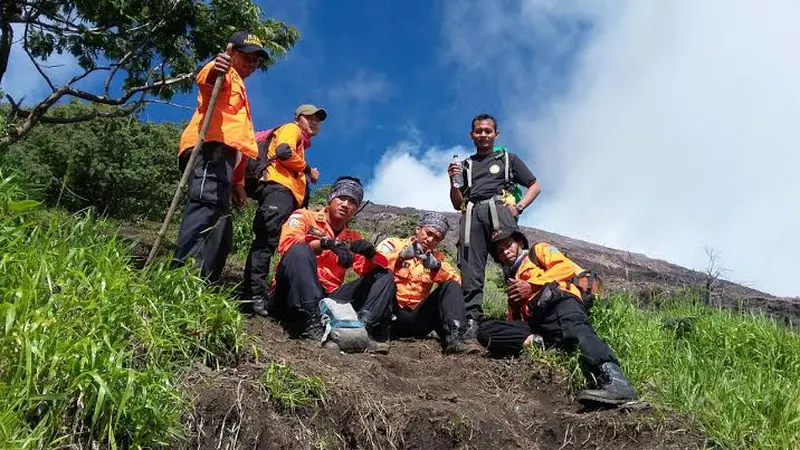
[576,392,635,406]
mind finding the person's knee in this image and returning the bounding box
[439,280,460,292]
[283,243,315,262]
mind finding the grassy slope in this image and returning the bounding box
[482,267,800,450]
[0,173,245,449]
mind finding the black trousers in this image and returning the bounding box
[477,297,618,371]
[392,281,466,339]
[173,142,235,283]
[272,244,396,326]
[457,200,517,321]
[243,183,297,300]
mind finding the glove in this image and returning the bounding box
[349,239,376,258]
[331,244,354,269]
[420,252,441,271]
[319,237,338,250]
[398,242,423,260]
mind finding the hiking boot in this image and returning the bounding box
[462,318,480,340]
[443,321,483,355]
[577,362,639,406]
[369,341,391,355]
[301,313,326,345]
[251,297,269,317]
[444,335,483,355]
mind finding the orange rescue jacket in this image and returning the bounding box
[178,61,258,172]
[263,123,311,205]
[375,237,461,310]
[507,242,584,321]
[277,208,376,293]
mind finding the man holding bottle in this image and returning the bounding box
[447,113,542,338]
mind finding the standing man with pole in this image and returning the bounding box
[171,31,268,282]
[447,113,542,338]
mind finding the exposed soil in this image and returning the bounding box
[117,201,800,449]
[179,318,706,450]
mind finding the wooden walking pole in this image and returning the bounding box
[145,46,231,266]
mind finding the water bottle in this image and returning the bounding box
[450,155,464,189]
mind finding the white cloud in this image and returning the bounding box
[434,0,800,296]
[364,140,471,212]
[329,70,393,104]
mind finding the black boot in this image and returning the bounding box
[301,312,325,344]
[577,362,639,406]
[358,310,390,354]
[443,321,483,355]
[251,296,269,317]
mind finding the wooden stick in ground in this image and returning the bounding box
[145,54,229,266]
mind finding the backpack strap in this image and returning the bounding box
[465,158,473,190]
[503,150,510,185]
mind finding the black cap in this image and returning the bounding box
[229,31,268,58]
[490,228,529,249]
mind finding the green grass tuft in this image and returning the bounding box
[261,362,326,411]
[0,171,244,448]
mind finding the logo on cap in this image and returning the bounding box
[243,34,262,47]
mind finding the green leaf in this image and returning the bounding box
[8,200,42,212]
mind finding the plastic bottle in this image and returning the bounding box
[450,155,464,189]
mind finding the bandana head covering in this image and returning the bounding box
[418,212,450,235]
[328,176,364,205]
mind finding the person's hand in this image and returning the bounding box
[232,184,247,208]
[398,241,423,260]
[447,161,462,178]
[214,44,233,74]
[308,167,320,183]
[349,239,376,258]
[506,204,519,218]
[420,252,441,271]
[506,278,534,304]
[331,244,354,269]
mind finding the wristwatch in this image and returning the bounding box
[515,204,525,214]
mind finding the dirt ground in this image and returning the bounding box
[178,317,705,450]
[120,216,717,449]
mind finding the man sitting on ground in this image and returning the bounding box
[374,212,482,354]
[477,228,639,406]
[270,177,395,346]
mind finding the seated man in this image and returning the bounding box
[477,228,639,406]
[270,176,395,344]
[375,212,482,355]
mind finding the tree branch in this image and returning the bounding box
[23,23,56,92]
[3,71,196,146]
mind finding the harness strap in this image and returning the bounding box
[463,196,502,247]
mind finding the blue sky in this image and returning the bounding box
[144,1,584,187]
[4,1,800,297]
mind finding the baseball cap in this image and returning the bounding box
[295,104,328,121]
[491,228,529,249]
[229,31,268,58]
